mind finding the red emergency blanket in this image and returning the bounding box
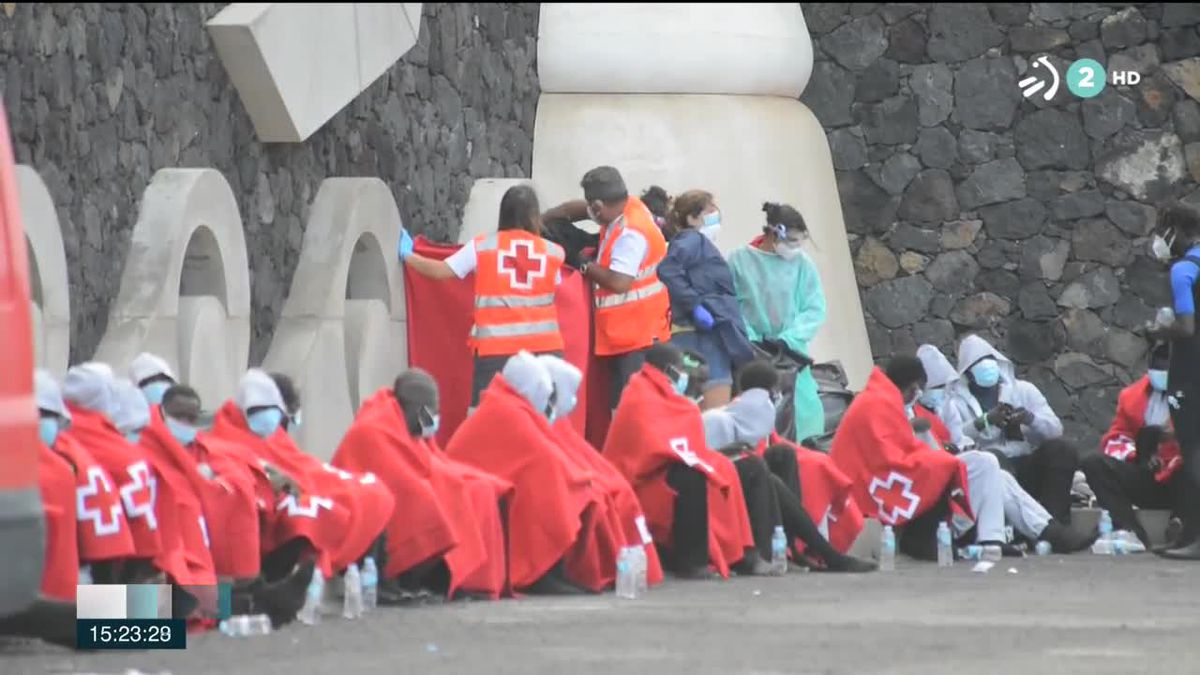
[1101,377,1182,483]
[39,443,80,601]
[49,433,134,562]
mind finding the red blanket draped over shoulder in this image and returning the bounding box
[550,418,664,587]
[403,236,611,447]
[39,443,80,600]
[829,369,969,527]
[446,377,618,591]
[602,367,754,578]
[333,389,510,598]
[64,405,163,562]
[139,407,262,579]
[50,434,134,562]
[1101,377,1182,483]
[755,432,865,554]
[210,402,352,578]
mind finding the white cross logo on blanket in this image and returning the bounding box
[77,466,123,537]
[119,461,159,530]
[669,437,714,474]
[868,471,920,525]
[277,494,335,519]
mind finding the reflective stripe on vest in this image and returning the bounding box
[475,293,557,309]
[471,320,561,340]
[595,280,667,309]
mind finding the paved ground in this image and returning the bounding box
[4,555,1198,675]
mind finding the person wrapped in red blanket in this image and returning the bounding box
[447,351,622,593]
[538,355,665,587]
[602,343,756,579]
[1082,344,1200,549]
[334,369,511,601]
[61,363,164,582]
[829,356,973,561]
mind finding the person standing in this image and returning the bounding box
[727,202,827,442]
[658,189,755,409]
[1146,203,1200,559]
[399,185,567,408]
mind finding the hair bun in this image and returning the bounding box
[761,202,774,214]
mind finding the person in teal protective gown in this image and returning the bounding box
[727,202,827,443]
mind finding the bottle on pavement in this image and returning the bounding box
[343,563,364,619]
[936,522,953,568]
[361,557,379,612]
[632,546,648,597]
[220,614,272,637]
[771,526,789,576]
[615,547,636,599]
[880,525,896,572]
[298,571,325,626]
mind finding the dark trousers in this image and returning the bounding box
[986,439,1078,524]
[471,350,563,407]
[665,463,709,571]
[732,454,782,560]
[1171,383,1200,544]
[743,447,847,563]
[1080,453,1198,545]
[607,347,649,410]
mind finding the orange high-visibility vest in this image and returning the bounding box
[593,196,671,356]
[471,230,566,356]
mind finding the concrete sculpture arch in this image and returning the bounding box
[532,3,872,389]
[93,169,251,408]
[18,165,70,376]
[262,177,408,460]
[457,178,535,244]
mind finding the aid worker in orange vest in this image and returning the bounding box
[545,166,671,410]
[399,184,566,409]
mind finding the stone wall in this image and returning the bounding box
[0,3,539,363]
[802,3,1200,447]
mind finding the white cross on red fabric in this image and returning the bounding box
[119,461,159,530]
[77,466,123,537]
[868,471,921,525]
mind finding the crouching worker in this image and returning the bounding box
[703,390,876,573]
[334,369,511,601]
[1083,345,1200,550]
[603,343,756,579]
[447,352,622,594]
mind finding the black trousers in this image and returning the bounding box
[1080,453,1198,545]
[471,350,563,407]
[1171,383,1200,543]
[733,454,783,560]
[986,439,1078,524]
[744,447,847,563]
[665,463,709,570]
[607,347,649,410]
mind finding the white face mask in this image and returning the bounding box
[1151,233,1174,262]
[775,242,802,261]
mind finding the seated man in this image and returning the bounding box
[1083,345,1200,549]
[447,352,622,594]
[603,342,756,579]
[829,355,972,560]
[538,355,665,587]
[703,388,875,572]
[335,369,510,600]
[942,335,1078,524]
[917,345,1094,554]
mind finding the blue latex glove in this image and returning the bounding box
[397,228,414,261]
[692,304,715,330]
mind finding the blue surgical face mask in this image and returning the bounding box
[292,410,304,429]
[421,414,441,439]
[247,408,285,439]
[1148,369,1169,392]
[141,381,171,406]
[39,417,60,447]
[905,404,915,420]
[970,360,1002,389]
[125,431,142,444]
[166,416,198,446]
[674,372,690,396]
[700,212,722,241]
[919,388,946,411]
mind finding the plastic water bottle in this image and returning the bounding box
[615,547,636,599]
[78,565,93,586]
[298,572,325,626]
[770,526,789,575]
[220,614,272,637]
[343,563,364,619]
[361,557,379,612]
[982,544,1002,562]
[1156,307,1176,329]
[936,522,953,567]
[880,525,896,571]
[1035,541,1053,556]
[1098,510,1113,540]
[631,546,648,597]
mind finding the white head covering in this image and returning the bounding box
[35,369,71,420]
[537,355,582,418]
[63,362,119,417]
[917,344,959,390]
[111,378,151,434]
[129,352,177,386]
[955,334,1015,382]
[702,389,775,450]
[501,350,554,414]
[235,368,286,413]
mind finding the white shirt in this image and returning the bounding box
[445,238,563,283]
[607,227,649,277]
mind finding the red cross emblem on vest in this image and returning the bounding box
[497,239,547,291]
[868,471,920,525]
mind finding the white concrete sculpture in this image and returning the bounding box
[457,178,535,244]
[94,169,251,411]
[18,165,70,377]
[532,3,872,388]
[207,3,422,143]
[262,178,408,460]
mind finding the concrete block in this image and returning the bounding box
[17,165,70,377]
[207,3,422,143]
[538,3,813,97]
[458,178,534,245]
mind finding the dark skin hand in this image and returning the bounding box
[1145,314,1195,341]
[543,200,590,224]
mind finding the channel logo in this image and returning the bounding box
[1019,55,1060,101]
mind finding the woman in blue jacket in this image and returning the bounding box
[654,188,755,409]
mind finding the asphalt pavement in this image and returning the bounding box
[4,554,1198,675]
